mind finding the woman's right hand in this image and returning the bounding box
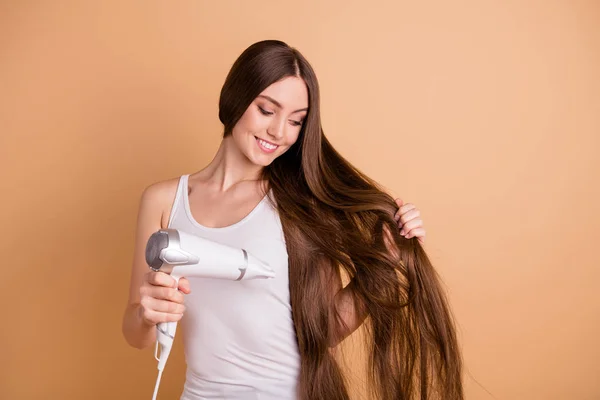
[138,272,191,327]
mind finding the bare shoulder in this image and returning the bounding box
[139,176,181,229]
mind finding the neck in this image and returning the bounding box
[200,135,264,192]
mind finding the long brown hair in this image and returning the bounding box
[219,40,463,400]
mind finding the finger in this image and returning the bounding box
[399,203,416,215]
[140,284,183,305]
[400,218,423,235]
[396,204,417,221]
[147,271,178,288]
[405,227,426,243]
[178,277,191,294]
[399,209,421,227]
[140,307,184,325]
[394,198,404,221]
[141,296,186,315]
[146,285,185,304]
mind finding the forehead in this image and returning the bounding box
[259,76,309,110]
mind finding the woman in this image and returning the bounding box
[123,40,462,400]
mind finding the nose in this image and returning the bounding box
[267,117,285,140]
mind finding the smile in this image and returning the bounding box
[255,137,279,153]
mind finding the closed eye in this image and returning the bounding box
[258,106,273,116]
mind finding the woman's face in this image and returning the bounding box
[231,76,309,167]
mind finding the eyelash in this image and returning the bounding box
[258,106,303,127]
[258,106,274,116]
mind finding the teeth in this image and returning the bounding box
[258,138,277,150]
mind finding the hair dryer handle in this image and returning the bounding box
[154,275,181,371]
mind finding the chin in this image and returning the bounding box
[251,155,277,167]
[243,148,276,167]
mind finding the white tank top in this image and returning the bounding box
[167,174,300,400]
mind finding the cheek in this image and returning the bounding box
[238,109,266,134]
[285,130,301,147]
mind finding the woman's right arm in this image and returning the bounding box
[121,182,190,349]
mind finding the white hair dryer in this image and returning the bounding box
[144,228,275,399]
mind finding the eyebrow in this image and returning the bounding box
[258,95,308,114]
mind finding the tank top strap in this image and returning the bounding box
[167,174,189,228]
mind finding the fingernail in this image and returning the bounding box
[400,230,405,235]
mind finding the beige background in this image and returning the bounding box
[1,1,599,399]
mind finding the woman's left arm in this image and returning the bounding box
[328,199,426,346]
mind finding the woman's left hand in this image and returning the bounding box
[394,198,426,244]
